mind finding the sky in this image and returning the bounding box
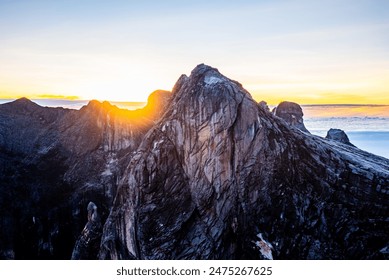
[0,0,388,104]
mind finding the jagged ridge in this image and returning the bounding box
[0,91,171,259]
[99,64,389,260]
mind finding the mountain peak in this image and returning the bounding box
[99,65,389,260]
[13,97,39,107]
[190,63,220,76]
[0,97,41,113]
[86,99,103,108]
[171,64,246,102]
[15,97,32,103]
[189,64,229,86]
[84,100,120,113]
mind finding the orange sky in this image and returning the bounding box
[302,105,389,118]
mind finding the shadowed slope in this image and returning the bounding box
[0,91,171,259]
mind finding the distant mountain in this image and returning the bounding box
[1,65,388,260]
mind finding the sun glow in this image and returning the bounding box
[69,79,155,102]
[1,1,388,106]
[2,72,388,106]
[0,59,176,102]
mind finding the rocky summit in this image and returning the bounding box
[1,64,389,260]
[325,128,355,147]
[272,101,309,133]
[99,64,389,260]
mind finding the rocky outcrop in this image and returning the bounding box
[99,64,389,260]
[325,128,355,147]
[71,202,102,260]
[273,101,309,133]
[258,101,270,112]
[0,91,171,259]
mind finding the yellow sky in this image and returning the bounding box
[1,56,388,104]
[1,54,388,104]
[1,1,389,105]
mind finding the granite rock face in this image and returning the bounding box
[0,91,171,259]
[71,202,102,260]
[273,101,309,133]
[99,64,389,260]
[326,128,355,147]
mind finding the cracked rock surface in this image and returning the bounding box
[99,64,389,260]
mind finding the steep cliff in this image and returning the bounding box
[0,91,171,259]
[99,64,389,260]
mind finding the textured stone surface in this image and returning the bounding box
[99,64,389,260]
[273,101,309,133]
[0,91,171,259]
[71,202,102,259]
[325,128,355,147]
[258,101,270,112]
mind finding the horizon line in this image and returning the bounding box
[1,97,389,107]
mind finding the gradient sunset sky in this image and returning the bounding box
[1,0,388,104]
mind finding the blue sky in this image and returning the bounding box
[0,0,388,103]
